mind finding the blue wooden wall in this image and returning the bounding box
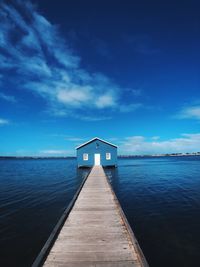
[77,139,117,167]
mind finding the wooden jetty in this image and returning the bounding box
[32,166,148,267]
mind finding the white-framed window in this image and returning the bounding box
[106,153,111,160]
[83,153,88,161]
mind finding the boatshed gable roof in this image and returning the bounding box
[76,137,117,150]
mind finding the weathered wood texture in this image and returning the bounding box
[43,166,148,267]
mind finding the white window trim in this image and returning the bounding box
[83,153,88,161]
[106,153,111,160]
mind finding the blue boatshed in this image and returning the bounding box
[76,137,117,168]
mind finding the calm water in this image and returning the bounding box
[0,157,200,267]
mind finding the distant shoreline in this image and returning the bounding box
[119,152,200,158]
[0,156,76,159]
[0,153,200,159]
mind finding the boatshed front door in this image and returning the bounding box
[94,154,101,166]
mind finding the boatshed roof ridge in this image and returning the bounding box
[76,137,117,149]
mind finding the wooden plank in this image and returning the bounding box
[40,166,148,267]
[46,251,135,262]
[43,260,139,267]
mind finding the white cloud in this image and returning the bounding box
[151,136,160,140]
[95,93,117,108]
[176,105,200,120]
[120,133,200,154]
[0,118,9,125]
[0,0,143,120]
[56,86,92,107]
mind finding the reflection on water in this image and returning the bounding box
[0,159,90,267]
[105,156,200,267]
[0,157,200,267]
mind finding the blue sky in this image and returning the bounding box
[0,0,200,156]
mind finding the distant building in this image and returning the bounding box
[76,137,117,168]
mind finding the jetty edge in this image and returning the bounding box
[32,166,149,267]
[31,169,91,267]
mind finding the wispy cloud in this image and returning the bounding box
[119,103,143,113]
[176,105,200,120]
[64,137,85,142]
[40,150,71,155]
[0,0,143,120]
[0,118,9,125]
[80,115,112,121]
[49,134,85,142]
[120,134,200,154]
[0,92,16,102]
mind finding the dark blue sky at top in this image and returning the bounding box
[0,0,200,155]
[37,1,199,80]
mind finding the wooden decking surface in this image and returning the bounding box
[43,166,148,267]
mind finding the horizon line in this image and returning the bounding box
[0,152,200,159]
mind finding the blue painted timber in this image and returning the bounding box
[76,137,117,167]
